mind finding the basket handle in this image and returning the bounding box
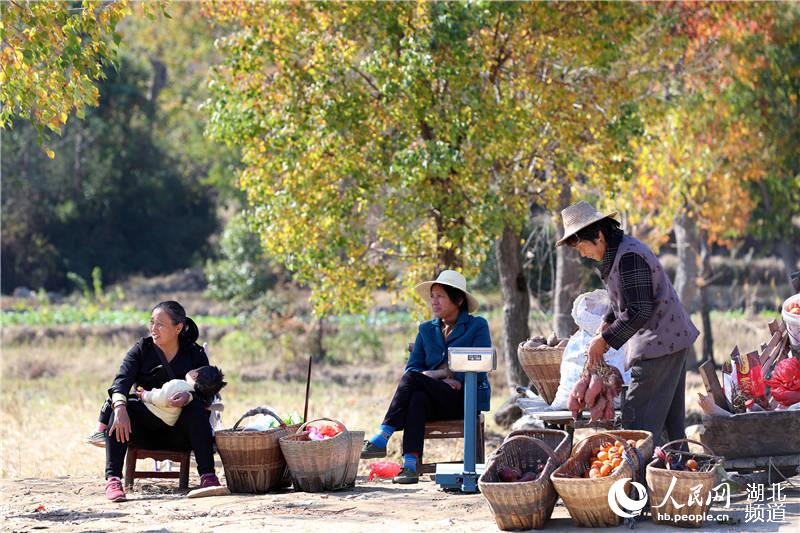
[297,417,347,434]
[232,406,286,431]
[660,438,717,457]
[498,435,560,465]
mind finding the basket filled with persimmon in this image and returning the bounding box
[551,432,638,527]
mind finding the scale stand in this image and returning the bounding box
[435,347,496,493]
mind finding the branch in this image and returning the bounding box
[350,65,383,101]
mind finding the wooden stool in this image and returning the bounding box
[124,448,191,489]
[418,413,485,474]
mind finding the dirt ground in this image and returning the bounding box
[2,471,799,533]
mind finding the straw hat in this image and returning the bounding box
[415,270,479,313]
[556,201,618,247]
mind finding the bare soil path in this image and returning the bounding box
[3,474,799,532]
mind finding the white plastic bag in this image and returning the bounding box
[550,290,631,409]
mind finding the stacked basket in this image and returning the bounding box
[551,432,637,527]
[279,418,363,492]
[215,407,301,493]
[479,436,563,530]
[517,338,566,404]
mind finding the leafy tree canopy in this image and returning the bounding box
[204,1,686,314]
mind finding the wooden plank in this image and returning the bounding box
[768,319,779,335]
[724,454,800,472]
[762,333,789,378]
[699,360,733,412]
[758,330,783,366]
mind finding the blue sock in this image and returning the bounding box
[368,424,395,448]
[403,453,418,472]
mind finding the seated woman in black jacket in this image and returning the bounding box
[103,301,220,502]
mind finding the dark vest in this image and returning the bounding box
[605,235,699,369]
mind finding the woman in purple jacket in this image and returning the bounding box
[558,201,699,446]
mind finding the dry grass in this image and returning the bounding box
[0,309,780,480]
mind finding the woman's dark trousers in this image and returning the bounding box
[105,399,214,479]
[382,371,464,457]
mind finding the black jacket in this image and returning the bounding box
[108,337,209,398]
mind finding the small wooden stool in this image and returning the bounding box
[418,413,485,474]
[124,448,191,489]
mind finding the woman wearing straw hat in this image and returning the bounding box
[360,270,492,484]
[557,201,699,446]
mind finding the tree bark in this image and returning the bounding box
[496,225,530,387]
[673,208,700,368]
[776,240,798,290]
[553,183,581,338]
[699,238,714,365]
[311,315,326,362]
[673,210,699,311]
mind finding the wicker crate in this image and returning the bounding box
[551,432,637,527]
[647,439,721,528]
[279,418,363,492]
[215,407,300,493]
[479,436,561,530]
[518,342,564,405]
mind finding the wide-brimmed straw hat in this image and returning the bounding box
[556,201,618,247]
[415,270,479,313]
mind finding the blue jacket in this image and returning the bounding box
[405,310,492,412]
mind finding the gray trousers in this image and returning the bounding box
[622,347,688,447]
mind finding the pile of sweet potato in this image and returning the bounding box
[567,360,624,422]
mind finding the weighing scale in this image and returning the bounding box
[435,346,496,493]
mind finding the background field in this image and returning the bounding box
[0,286,777,480]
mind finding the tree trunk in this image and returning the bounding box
[553,183,581,338]
[673,210,699,311]
[496,225,530,388]
[311,315,326,362]
[699,238,714,365]
[776,240,798,290]
[148,57,168,103]
[673,209,700,368]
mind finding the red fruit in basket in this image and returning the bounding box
[686,459,699,471]
[654,447,668,463]
[520,471,538,482]
[498,466,522,482]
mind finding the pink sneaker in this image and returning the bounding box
[105,477,126,502]
[200,473,221,488]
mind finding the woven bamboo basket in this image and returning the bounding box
[215,407,301,493]
[646,439,721,528]
[551,432,637,527]
[479,436,561,530]
[279,418,363,492]
[579,429,654,481]
[503,428,572,465]
[517,342,564,405]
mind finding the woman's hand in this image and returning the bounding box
[422,368,449,380]
[109,405,132,443]
[168,391,191,408]
[587,334,609,365]
[442,378,462,391]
